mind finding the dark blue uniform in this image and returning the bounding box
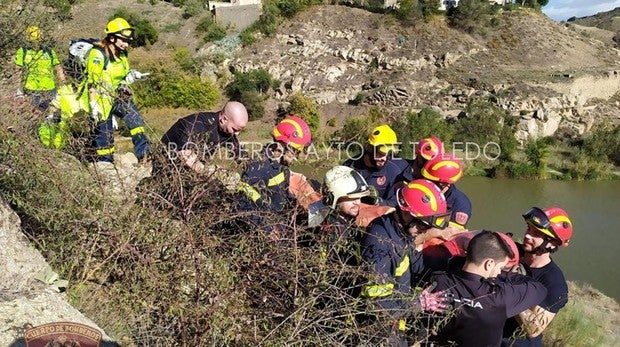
[429,271,547,347]
[343,157,410,207]
[502,260,568,346]
[161,112,240,160]
[238,155,291,213]
[361,215,427,317]
[444,184,472,228]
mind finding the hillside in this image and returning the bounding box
[2,2,620,344]
[569,6,620,32]
[44,2,620,144]
[232,5,620,142]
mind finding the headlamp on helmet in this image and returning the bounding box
[523,207,572,247]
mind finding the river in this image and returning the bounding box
[293,163,620,301]
[458,177,620,302]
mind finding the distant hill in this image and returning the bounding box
[568,7,620,33]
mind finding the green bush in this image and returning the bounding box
[182,0,204,19]
[225,69,276,120]
[564,151,614,181]
[582,123,620,165]
[133,69,220,109]
[287,93,320,134]
[204,24,227,42]
[336,107,381,145]
[391,107,455,159]
[43,0,74,20]
[173,47,196,73]
[447,0,493,34]
[524,137,550,178]
[110,8,159,47]
[239,28,257,46]
[454,99,516,161]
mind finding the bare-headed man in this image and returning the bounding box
[161,101,248,174]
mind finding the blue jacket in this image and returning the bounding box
[445,184,472,228]
[343,157,410,207]
[361,214,427,317]
[238,156,291,213]
[430,271,547,347]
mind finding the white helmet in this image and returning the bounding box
[322,166,370,209]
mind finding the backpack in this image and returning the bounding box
[63,38,107,82]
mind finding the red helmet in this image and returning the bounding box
[523,207,573,247]
[272,115,312,151]
[421,154,463,184]
[497,232,520,268]
[416,137,444,161]
[397,179,450,229]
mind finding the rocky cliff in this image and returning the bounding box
[229,6,620,142]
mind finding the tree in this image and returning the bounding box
[447,0,493,34]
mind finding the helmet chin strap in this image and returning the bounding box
[396,209,416,236]
[526,236,559,255]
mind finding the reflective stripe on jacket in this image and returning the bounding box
[361,215,426,317]
[81,47,129,121]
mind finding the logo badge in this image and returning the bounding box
[376,175,386,186]
[24,322,102,347]
[455,212,469,226]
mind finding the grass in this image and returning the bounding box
[545,281,620,346]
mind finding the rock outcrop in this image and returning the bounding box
[0,198,113,346]
[227,6,620,142]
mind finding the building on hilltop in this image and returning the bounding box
[209,0,262,30]
[439,0,511,11]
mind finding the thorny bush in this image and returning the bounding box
[0,90,441,345]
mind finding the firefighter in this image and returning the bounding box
[502,207,573,346]
[361,179,451,345]
[237,115,321,215]
[344,124,410,207]
[81,18,150,163]
[421,153,472,229]
[14,25,66,112]
[161,101,248,174]
[411,136,444,179]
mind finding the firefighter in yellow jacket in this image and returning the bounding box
[81,18,150,163]
[14,25,65,112]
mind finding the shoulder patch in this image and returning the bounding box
[376,175,387,186]
[455,212,469,226]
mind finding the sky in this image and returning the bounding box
[542,0,620,21]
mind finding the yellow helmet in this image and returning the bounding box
[105,18,134,40]
[368,124,398,153]
[25,26,41,42]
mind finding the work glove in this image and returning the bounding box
[90,101,102,123]
[124,69,150,84]
[45,113,61,122]
[418,283,448,313]
[117,84,133,100]
[112,116,119,130]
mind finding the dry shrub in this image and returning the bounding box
[0,86,407,345]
